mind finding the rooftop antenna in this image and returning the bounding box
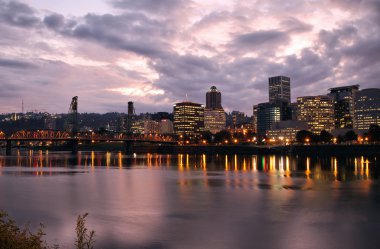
[185,93,188,102]
[21,99,24,114]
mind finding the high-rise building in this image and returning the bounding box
[329,85,359,128]
[269,76,291,103]
[204,109,226,134]
[255,101,292,136]
[173,102,204,136]
[354,88,380,131]
[296,95,334,133]
[204,86,226,133]
[206,86,222,109]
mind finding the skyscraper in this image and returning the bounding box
[269,76,291,103]
[204,86,226,133]
[206,86,222,109]
[329,85,359,129]
[354,88,380,131]
[255,101,292,136]
[296,95,334,133]
[173,102,204,136]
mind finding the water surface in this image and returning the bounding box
[0,150,379,249]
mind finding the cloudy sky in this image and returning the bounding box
[0,0,379,114]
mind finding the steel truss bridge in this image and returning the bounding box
[0,129,176,155]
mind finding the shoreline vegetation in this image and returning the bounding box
[0,211,95,249]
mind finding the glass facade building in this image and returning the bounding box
[354,88,380,131]
[269,76,291,103]
[328,85,359,129]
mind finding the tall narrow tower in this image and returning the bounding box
[125,101,135,134]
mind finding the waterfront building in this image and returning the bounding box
[132,120,144,134]
[296,95,334,133]
[144,120,160,134]
[160,119,174,134]
[329,85,359,128]
[354,88,380,131]
[204,86,226,133]
[266,120,308,142]
[255,101,292,137]
[269,76,291,103]
[173,102,204,136]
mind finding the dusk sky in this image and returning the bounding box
[1,0,379,114]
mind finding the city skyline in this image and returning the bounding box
[1,0,380,114]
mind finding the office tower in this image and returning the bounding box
[329,85,359,128]
[296,95,334,133]
[354,88,380,131]
[173,102,204,136]
[206,86,222,109]
[269,76,291,103]
[204,86,226,133]
[255,101,292,136]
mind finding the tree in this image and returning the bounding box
[368,124,380,142]
[214,130,231,143]
[200,131,213,143]
[344,130,357,142]
[320,130,333,143]
[296,130,313,143]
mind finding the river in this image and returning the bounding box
[0,150,380,249]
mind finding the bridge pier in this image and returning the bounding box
[124,140,133,154]
[71,139,79,154]
[6,140,12,156]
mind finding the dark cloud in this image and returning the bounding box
[111,0,188,14]
[228,30,290,56]
[54,13,174,57]
[235,30,289,46]
[280,17,313,33]
[0,58,38,69]
[43,13,65,29]
[0,0,40,27]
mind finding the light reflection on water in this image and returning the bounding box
[0,150,377,182]
[0,150,380,249]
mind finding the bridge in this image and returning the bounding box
[0,130,176,155]
[0,96,177,155]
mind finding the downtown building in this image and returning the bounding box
[328,85,359,129]
[255,101,292,137]
[204,86,226,134]
[296,95,334,134]
[253,76,292,137]
[173,102,204,136]
[354,88,380,132]
[269,76,291,103]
